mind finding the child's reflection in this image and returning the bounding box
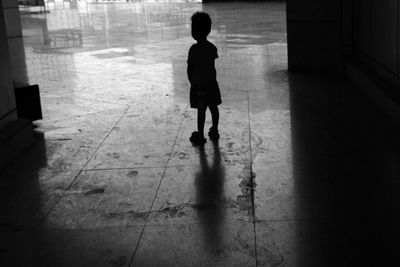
[194,141,225,252]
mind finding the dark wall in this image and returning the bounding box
[286,0,343,72]
[0,0,17,127]
[286,0,400,102]
[351,0,399,90]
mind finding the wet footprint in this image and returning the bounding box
[127,170,139,177]
[84,188,105,196]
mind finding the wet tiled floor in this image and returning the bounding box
[2,1,400,266]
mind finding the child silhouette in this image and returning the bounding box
[187,12,222,146]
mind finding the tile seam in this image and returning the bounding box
[83,162,242,171]
[128,104,190,267]
[38,107,130,226]
[247,91,258,266]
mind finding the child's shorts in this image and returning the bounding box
[190,81,222,108]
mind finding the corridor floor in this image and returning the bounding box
[2,1,400,266]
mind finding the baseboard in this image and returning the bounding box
[0,118,34,171]
[345,59,400,124]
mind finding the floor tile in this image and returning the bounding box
[34,226,142,267]
[250,110,292,163]
[46,168,164,228]
[1,226,142,267]
[255,219,375,267]
[39,94,127,122]
[133,222,256,267]
[170,102,251,166]
[85,100,187,169]
[253,162,330,221]
[148,162,254,225]
[0,170,79,227]
[34,108,128,171]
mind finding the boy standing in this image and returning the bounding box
[187,12,222,146]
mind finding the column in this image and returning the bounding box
[0,0,33,170]
[2,0,22,38]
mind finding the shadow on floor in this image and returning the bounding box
[195,141,226,253]
[289,72,400,266]
[0,130,47,265]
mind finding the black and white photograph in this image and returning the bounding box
[0,0,399,266]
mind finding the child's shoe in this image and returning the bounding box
[190,131,206,146]
[208,127,220,141]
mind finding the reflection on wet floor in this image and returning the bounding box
[3,1,400,266]
[2,2,288,265]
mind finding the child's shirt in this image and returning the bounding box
[187,40,218,85]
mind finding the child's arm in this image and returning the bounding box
[187,45,195,84]
[187,63,194,84]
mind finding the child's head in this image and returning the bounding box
[191,12,212,41]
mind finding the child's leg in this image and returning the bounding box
[209,105,219,130]
[197,101,207,137]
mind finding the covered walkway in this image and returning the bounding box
[1,1,400,266]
